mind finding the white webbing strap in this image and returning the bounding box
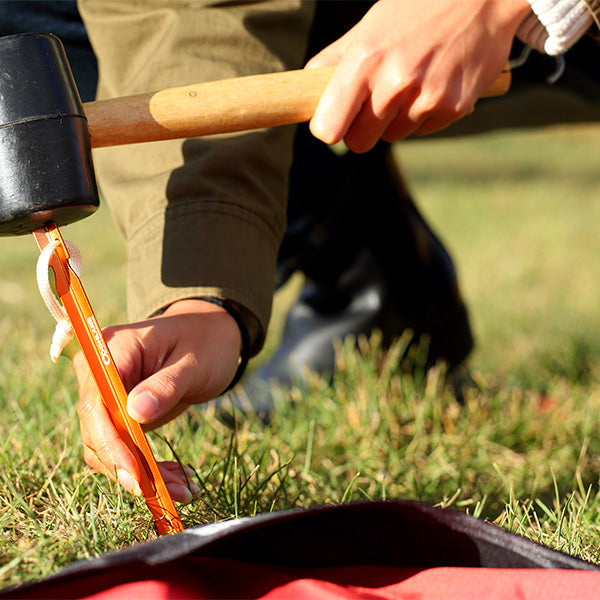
[36,240,82,362]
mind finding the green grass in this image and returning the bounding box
[395,127,600,385]
[1,124,600,588]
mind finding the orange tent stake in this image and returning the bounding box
[33,222,183,535]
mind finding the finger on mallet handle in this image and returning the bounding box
[84,64,511,148]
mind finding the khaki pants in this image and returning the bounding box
[78,0,316,352]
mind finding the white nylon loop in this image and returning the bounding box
[36,240,82,362]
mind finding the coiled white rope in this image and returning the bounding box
[36,240,82,362]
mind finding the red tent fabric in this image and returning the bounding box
[51,562,600,600]
[3,500,599,599]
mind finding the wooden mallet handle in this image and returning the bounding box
[84,65,511,148]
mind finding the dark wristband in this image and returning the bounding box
[195,297,250,393]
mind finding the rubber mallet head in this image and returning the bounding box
[0,33,98,236]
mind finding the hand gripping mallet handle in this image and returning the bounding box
[33,223,184,536]
[83,65,511,148]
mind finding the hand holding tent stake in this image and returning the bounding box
[33,223,184,536]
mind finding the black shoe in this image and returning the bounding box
[222,248,471,423]
[214,130,473,423]
[226,249,390,422]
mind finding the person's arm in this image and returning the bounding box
[306,0,592,153]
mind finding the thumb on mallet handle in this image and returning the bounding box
[83,65,511,148]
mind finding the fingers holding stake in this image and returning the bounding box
[74,350,143,496]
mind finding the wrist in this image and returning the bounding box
[163,297,250,393]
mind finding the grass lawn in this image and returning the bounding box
[0,124,599,587]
